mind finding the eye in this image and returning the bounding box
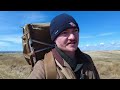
[74,29,78,32]
[73,29,78,33]
[61,31,68,34]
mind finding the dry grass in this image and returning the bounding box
[0,50,120,79]
[0,53,31,79]
[85,50,120,79]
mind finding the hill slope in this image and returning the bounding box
[0,51,120,79]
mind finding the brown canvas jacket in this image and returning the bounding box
[28,49,100,79]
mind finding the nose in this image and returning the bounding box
[68,33,75,40]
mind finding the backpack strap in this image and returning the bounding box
[52,49,76,79]
[44,51,57,79]
[44,48,77,79]
[52,49,64,66]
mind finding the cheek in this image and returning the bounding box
[77,34,79,41]
[55,37,67,47]
[75,33,79,42]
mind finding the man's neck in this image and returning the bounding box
[64,51,75,60]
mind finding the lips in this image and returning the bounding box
[67,41,76,45]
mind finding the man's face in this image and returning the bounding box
[55,28,79,52]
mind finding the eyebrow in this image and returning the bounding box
[65,28,78,31]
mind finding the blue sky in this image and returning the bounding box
[0,11,120,51]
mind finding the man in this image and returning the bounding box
[28,13,100,79]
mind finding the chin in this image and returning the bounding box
[67,47,77,52]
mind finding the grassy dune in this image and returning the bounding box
[0,50,120,79]
[0,53,31,79]
[85,50,120,79]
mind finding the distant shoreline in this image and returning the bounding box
[0,51,22,53]
[0,50,120,53]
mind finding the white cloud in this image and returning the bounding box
[26,14,46,20]
[21,12,48,25]
[80,36,94,39]
[80,36,120,51]
[111,42,116,45]
[86,44,89,47]
[97,32,116,36]
[100,43,105,46]
[93,44,97,46]
[110,41,120,46]
[0,41,11,47]
[0,41,22,51]
[110,42,119,46]
[0,34,22,44]
[80,32,117,40]
[80,40,120,51]
[0,34,23,51]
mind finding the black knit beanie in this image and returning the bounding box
[50,13,79,41]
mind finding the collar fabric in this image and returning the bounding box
[55,45,80,71]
